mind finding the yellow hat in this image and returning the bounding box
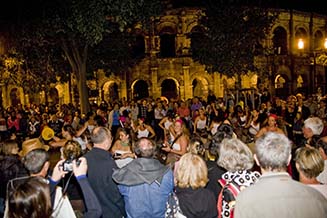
[41,127,55,141]
[19,138,50,157]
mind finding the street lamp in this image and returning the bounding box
[297,38,327,95]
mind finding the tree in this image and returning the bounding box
[189,0,277,85]
[5,0,163,114]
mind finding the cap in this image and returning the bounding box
[41,127,55,141]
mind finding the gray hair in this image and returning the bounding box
[304,117,324,135]
[134,137,156,158]
[217,138,254,171]
[255,132,291,171]
[22,149,49,174]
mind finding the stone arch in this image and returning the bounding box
[274,74,289,99]
[189,75,209,98]
[272,26,288,54]
[55,84,64,105]
[314,30,325,49]
[185,20,200,33]
[49,87,59,106]
[9,87,21,106]
[276,65,291,81]
[102,81,120,103]
[132,33,146,58]
[158,77,180,100]
[131,79,150,100]
[159,26,177,58]
[156,22,177,34]
[295,26,309,50]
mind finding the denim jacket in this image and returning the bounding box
[113,158,174,218]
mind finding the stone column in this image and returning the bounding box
[151,66,159,98]
[182,65,191,100]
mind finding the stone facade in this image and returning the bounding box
[2,8,327,108]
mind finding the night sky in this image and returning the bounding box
[1,0,327,23]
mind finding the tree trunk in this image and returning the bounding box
[77,66,90,114]
[61,40,90,114]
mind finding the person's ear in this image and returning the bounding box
[42,161,50,177]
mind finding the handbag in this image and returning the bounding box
[52,186,77,218]
[165,192,186,218]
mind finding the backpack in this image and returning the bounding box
[217,179,241,218]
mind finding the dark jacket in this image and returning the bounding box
[205,160,226,203]
[84,148,126,218]
[0,155,28,199]
[176,187,217,218]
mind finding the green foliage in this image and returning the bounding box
[189,0,277,77]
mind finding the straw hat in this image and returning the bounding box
[19,138,50,157]
[41,126,55,141]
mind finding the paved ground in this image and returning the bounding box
[48,148,61,170]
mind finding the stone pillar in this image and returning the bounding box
[151,66,159,98]
[213,73,223,98]
[182,65,192,100]
[1,85,8,108]
[120,80,127,100]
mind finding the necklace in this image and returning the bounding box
[121,141,129,147]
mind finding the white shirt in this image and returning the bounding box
[317,160,327,184]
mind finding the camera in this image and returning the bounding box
[62,158,81,172]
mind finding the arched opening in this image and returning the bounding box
[274,74,289,99]
[10,88,20,107]
[192,78,205,97]
[159,26,176,58]
[314,30,324,50]
[49,87,59,106]
[132,34,145,58]
[103,81,120,103]
[295,27,308,51]
[272,26,287,55]
[161,79,177,100]
[133,80,149,100]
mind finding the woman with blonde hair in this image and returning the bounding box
[168,153,217,218]
[162,118,189,166]
[295,147,327,198]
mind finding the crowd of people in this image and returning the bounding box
[0,88,327,217]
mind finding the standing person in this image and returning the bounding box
[154,102,166,142]
[295,147,327,198]
[162,119,189,166]
[176,101,191,130]
[217,138,260,218]
[48,114,64,137]
[112,137,174,218]
[234,132,327,218]
[84,127,126,218]
[169,153,217,218]
[0,140,28,216]
[108,103,122,138]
